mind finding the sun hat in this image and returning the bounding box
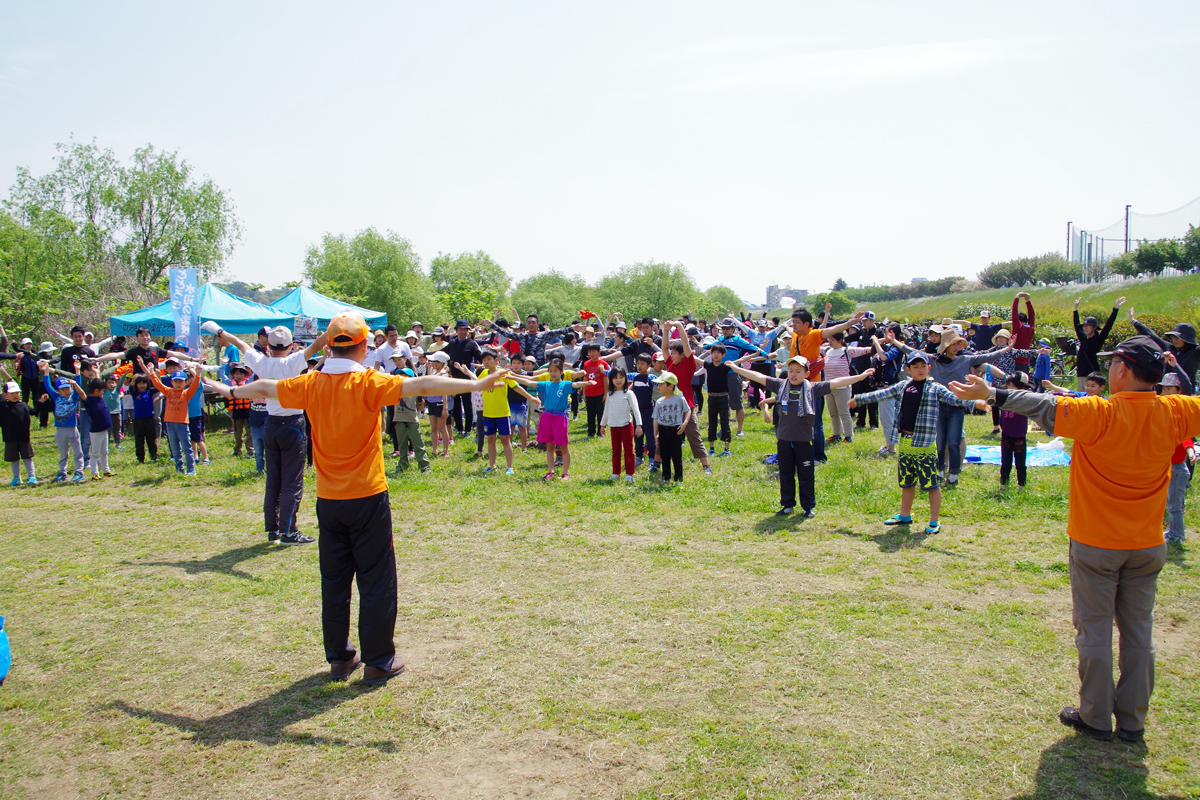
[267,326,293,347]
[992,329,1011,343]
[655,372,679,385]
[937,329,964,354]
[1168,322,1197,346]
[1160,372,1181,387]
[39,341,56,352]
[405,330,418,339]
[327,312,370,346]
[169,370,189,382]
[1082,316,1100,326]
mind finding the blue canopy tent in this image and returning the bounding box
[269,285,387,329]
[109,283,297,337]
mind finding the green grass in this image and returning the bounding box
[0,409,1197,799]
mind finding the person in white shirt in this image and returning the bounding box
[366,325,412,371]
[598,367,643,482]
[207,322,326,545]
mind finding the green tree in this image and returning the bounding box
[1181,225,1200,270]
[594,261,700,322]
[1032,259,1078,285]
[978,252,1061,288]
[831,277,848,292]
[439,280,496,325]
[303,228,443,330]
[428,250,510,305]
[805,290,854,318]
[703,285,744,315]
[510,270,595,327]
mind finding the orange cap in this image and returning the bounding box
[327,312,369,346]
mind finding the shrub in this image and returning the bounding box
[955,302,1011,321]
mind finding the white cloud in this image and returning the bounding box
[675,37,1052,93]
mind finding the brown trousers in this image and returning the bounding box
[233,417,254,456]
[1069,539,1167,733]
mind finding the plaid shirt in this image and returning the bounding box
[856,378,975,447]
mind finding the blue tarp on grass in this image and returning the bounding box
[965,445,1071,467]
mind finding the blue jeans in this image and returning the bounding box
[812,395,826,461]
[935,405,966,475]
[1166,461,1189,538]
[165,421,195,473]
[251,426,266,473]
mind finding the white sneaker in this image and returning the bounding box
[609,473,619,480]
[624,474,634,483]
[946,473,959,485]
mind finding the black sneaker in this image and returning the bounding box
[1059,707,1113,741]
[267,531,280,543]
[279,532,315,546]
[1116,728,1144,743]
[801,509,816,519]
[775,507,793,517]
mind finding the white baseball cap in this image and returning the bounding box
[20,337,32,346]
[427,351,451,363]
[3,381,18,393]
[267,326,294,347]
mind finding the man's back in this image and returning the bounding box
[1058,392,1200,550]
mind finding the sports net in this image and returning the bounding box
[1069,194,1200,266]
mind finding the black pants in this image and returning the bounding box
[316,491,397,670]
[132,416,158,462]
[385,406,400,452]
[635,404,657,460]
[1000,434,1027,486]
[750,362,774,408]
[693,385,704,415]
[20,375,38,407]
[264,416,306,534]
[570,388,580,418]
[707,394,731,444]
[853,381,878,428]
[305,412,314,466]
[658,424,683,482]
[991,405,1001,428]
[585,394,605,437]
[452,393,474,434]
[777,439,816,511]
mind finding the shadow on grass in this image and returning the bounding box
[110,672,396,751]
[831,525,968,557]
[1007,735,1187,800]
[122,542,276,581]
[752,514,812,535]
[1165,540,1190,570]
[129,472,174,487]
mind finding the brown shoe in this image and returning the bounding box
[329,653,361,681]
[362,657,405,686]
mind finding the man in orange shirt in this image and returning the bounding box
[785,304,864,462]
[950,335,1200,743]
[205,312,510,686]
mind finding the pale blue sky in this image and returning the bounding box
[2,1,1198,304]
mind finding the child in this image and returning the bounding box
[84,378,115,479]
[0,379,36,485]
[508,357,532,452]
[40,361,85,482]
[226,364,254,458]
[141,357,200,475]
[581,343,609,438]
[1161,364,1193,543]
[477,349,537,474]
[424,352,452,456]
[188,364,211,467]
[998,372,1030,487]
[731,355,874,516]
[129,374,160,463]
[120,374,136,437]
[628,354,659,470]
[820,332,872,444]
[849,351,979,534]
[599,367,642,482]
[249,395,268,473]
[652,372,690,483]
[1042,373,1107,398]
[103,375,123,447]
[391,364,430,474]
[700,343,736,457]
[1032,338,1053,392]
[513,357,592,480]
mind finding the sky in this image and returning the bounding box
[2,0,1199,306]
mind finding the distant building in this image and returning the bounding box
[767,284,808,308]
[911,277,928,284]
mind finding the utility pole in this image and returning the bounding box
[1125,204,1131,253]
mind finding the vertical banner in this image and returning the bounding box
[168,268,200,356]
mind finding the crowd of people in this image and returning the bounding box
[2,294,1198,737]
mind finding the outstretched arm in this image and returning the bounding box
[728,362,768,386]
[820,312,866,340]
[827,369,874,389]
[401,369,511,399]
[948,374,1059,434]
[206,377,277,399]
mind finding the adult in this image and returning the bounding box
[1072,296,1125,390]
[1010,291,1037,375]
[204,312,508,686]
[943,309,1007,353]
[777,305,865,463]
[365,325,412,371]
[619,318,663,372]
[442,320,484,435]
[947,335,1200,742]
[55,327,96,377]
[662,320,712,475]
[846,312,880,429]
[213,323,327,545]
[48,326,113,357]
[485,311,572,367]
[410,321,432,352]
[1129,306,1200,394]
[94,328,198,371]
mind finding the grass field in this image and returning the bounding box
[0,407,1197,799]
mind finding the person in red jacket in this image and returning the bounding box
[1010,291,1036,375]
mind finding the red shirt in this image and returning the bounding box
[582,358,609,396]
[666,354,698,408]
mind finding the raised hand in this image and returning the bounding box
[1164,352,1178,368]
[1114,296,1126,309]
[1074,298,1081,310]
[1128,305,1136,321]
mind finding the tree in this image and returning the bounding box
[805,290,854,319]
[1182,225,1200,270]
[1133,240,1174,276]
[831,277,848,292]
[703,285,744,315]
[439,280,496,325]
[510,270,595,327]
[303,228,443,330]
[978,252,1062,288]
[1107,252,1139,278]
[1033,259,1078,286]
[428,250,510,305]
[594,261,700,322]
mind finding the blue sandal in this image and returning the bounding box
[924,521,941,535]
[884,514,913,525]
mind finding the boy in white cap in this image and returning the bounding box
[0,377,36,485]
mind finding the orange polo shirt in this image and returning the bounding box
[1056,391,1200,550]
[276,369,405,500]
[790,328,825,380]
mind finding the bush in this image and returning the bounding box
[955,302,1010,321]
[951,279,983,293]
[806,290,855,318]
